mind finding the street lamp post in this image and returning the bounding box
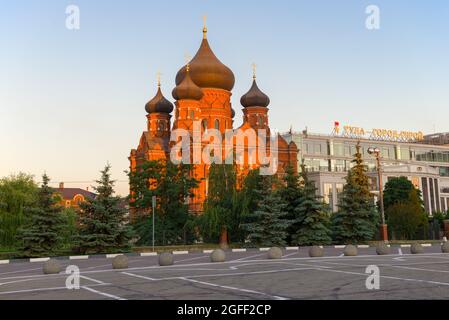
[368,147,388,242]
[152,196,156,252]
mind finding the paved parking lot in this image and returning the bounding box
[0,246,448,300]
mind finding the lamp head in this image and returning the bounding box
[368,147,380,155]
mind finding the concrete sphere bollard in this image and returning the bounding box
[344,245,358,256]
[441,242,449,253]
[309,246,324,257]
[112,255,128,269]
[159,252,174,266]
[376,243,391,255]
[210,249,226,263]
[43,259,62,275]
[410,243,424,254]
[267,247,283,259]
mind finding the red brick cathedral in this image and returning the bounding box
[130,24,298,214]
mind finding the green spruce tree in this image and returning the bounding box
[77,165,133,254]
[18,174,65,257]
[279,165,303,244]
[242,174,290,247]
[332,143,379,244]
[292,167,332,245]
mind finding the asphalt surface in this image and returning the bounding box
[0,246,448,300]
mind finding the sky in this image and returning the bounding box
[1,0,449,196]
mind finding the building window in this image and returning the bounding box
[333,143,344,156]
[202,119,208,131]
[323,183,333,205]
[190,110,194,119]
[214,119,220,130]
[422,178,430,213]
[335,183,344,212]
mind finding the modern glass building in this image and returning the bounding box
[282,129,449,215]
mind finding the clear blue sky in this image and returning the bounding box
[1,0,448,195]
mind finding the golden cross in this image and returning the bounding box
[203,15,207,38]
[251,63,257,80]
[184,53,191,71]
[156,71,162,87]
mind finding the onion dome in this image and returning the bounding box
[240,79,270,108]
[175,29,235,91]
[172,67,204,101]
[145,86,174,114]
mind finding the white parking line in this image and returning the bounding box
[230,253,266,262]
[80,275,106,284]
[313,266,449,287]
[283,251,300,258]
[179,277,289,300]
[0,267,41,276]
[82,286,126,300]
[176,255,210,263]
[0,283,107,296]
[122,272,157,281]
[391,265,449,274]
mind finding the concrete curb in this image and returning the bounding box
[0,243,445,265]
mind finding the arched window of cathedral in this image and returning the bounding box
[258,115,264,126]
[202,119,208,131]
[158,121,165,131]
[214,119,220,130]
[190,110,195,119]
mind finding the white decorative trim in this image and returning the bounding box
[140,252,158,257]
[30,258,50,263]
[173,251,189,255]
[69,255,89,260]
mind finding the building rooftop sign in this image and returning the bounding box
[333,123,424,142]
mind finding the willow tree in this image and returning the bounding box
[200,164,238,248]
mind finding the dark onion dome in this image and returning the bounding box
[240,79,270,108]
[145,86,174,114]
[172,68,204,101]
[175,32,235,91]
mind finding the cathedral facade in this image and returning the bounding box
[130,25,298,215]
